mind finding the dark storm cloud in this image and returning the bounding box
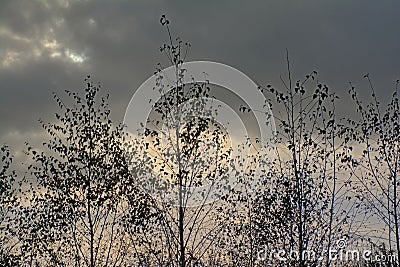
[1,0,399,152]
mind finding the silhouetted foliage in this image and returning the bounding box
[20,78,151,266]
[0,145,19,266]
[343,76,400,265]
[122,15,233,267]
[2,15,398,267]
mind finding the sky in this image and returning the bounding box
[1,0,400,162]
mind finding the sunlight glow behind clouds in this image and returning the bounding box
[0,0,90,69]
[1,50,20,67]
[65,49,87,63]
[0,35,88,67]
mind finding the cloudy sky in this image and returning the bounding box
[1,0,399,159]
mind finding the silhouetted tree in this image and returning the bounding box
[123,16,234,266]
[249,55,361,267]
[345,76,400,265]
[0,145,19,266]
[20,78,147,266]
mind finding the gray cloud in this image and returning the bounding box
[1,0,399,155]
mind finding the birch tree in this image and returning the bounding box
[345,76,400,264]
[20,78,147,266]
[0,145,19,266]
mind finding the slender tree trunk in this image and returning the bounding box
[88,100,94,267]
[179,177,185,267]
[286,50,304,267]
[326,102,337,267]
[326,155,336,266]
[88,183,94,267]
[388,184,393,256]
[175,70,185,267]
[393,174,400,264]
